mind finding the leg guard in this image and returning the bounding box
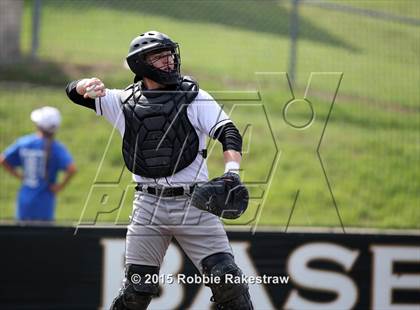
[110,264,159,310]
[202,253,254,310]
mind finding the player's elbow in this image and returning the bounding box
[214,123,242,153]
[67,163,77,174]
[0,155,6,166]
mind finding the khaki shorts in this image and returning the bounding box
[125,192,233,272]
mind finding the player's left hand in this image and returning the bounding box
[190,172,249,219]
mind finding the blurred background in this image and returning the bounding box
[0,0,419,229]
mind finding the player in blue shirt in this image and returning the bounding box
[0,107,77,221]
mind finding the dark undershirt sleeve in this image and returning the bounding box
[65,80,96,111]
[213,122,242,153]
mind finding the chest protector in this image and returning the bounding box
[120,76,200,178]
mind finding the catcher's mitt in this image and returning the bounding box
[190,172,249,219]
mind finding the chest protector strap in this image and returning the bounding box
[120,77,202,178]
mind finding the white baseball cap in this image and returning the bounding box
[30,106,62,133]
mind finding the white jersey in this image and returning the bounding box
[94,88,231,186]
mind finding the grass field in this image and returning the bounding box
[0,0,418,229]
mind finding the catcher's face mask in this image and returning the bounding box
[146,49,176,72]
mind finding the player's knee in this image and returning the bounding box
[110,294,129,310]
[111,264,159,310]
[201,252,253,309]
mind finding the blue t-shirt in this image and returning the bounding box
[2,134,73,221]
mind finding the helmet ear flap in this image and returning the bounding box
[126,52,142,73]
[126,54,137,74]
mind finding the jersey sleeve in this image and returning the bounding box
[56,143,74,170]
[193,89,232,138]
[2,140,22,167]
[95,89,125,135]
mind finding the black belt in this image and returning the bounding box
[135,184,196,197]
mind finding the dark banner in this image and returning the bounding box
[0,226,419,309]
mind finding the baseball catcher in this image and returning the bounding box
[66,30,253,309]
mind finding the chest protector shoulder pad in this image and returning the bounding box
[120,76,200,178]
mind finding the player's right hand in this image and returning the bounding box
[76,77,106,99]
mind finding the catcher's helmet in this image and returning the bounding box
[126,31,181,85]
